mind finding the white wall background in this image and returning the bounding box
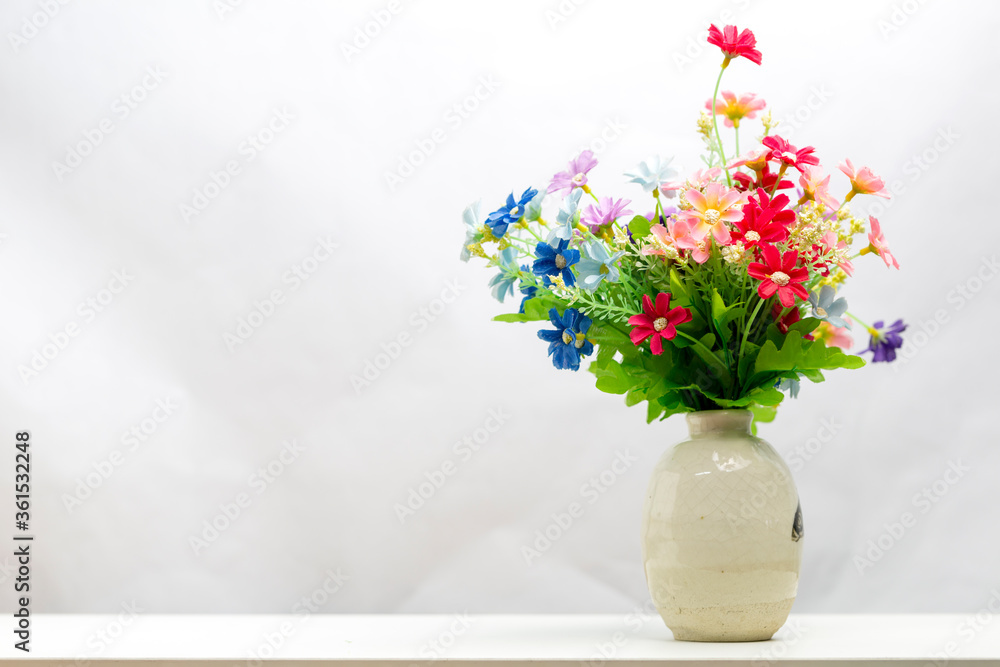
[0,0,997,616]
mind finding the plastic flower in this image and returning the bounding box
[865,319,907,363]
[532,238,580,287]
[728,148,770,171]
[548,150,598,195]
[460,200,483,262]
[671,218,712,264]
[486,187,538,239]
[731,188,794,248]
[684,167,722,190]
[820,231,854,277]
[518,278,537,314]
[628,293,693,355]
[777,377,800,398]
[798,166,840,210]
[523,188,546,221]
[808,285,850,328]
[762,135,820,172]
[734,162,794,193]
[537,308,594,371]
[707,24,762,66]
[839,159,890,199]
[625,156,679,195]
[577,241,625,291]
[581,196,633,232]
[866,216,899,269]
[679,182,745,244]
[771,303,800,334]
[548,189,584,244]
[814,319,854,350]
[706,91,766,128]
[748,245,809,307]
[641,221,683,259]
[487,247,519,303]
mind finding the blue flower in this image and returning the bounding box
[486,187,538,239]
[865,319,907,363]
[624,156,679,195]
[487,247,519,303]
[777,377,800,398]
[808,285,850,328]
[547,189,583,244]
[518,272,537,314]
[460,200,482,262]
[576,241,625,291]
[537,308,594,371]
[532,238,580,287]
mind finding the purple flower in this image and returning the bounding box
[865,319,906,362]
[581,196,633,232]
[548,150,598,195]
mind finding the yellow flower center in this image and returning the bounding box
[562,330,574,345]
[555,254,567,269]
[599,264,610,275]
[653,317,669,332]
[510,206,520,217]
[704,209,721,225]
[574,332,587,349]
[770,271,790,286]
[745,231,760,242]
[815,306,827,317]
[572,172,586,185]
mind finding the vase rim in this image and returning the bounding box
[685,409,754,436]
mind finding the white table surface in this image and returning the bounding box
[2,614,998,665]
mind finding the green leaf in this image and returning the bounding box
[492,295,564,323]
[627,215,652,239]
[750,331,866,388]
[593,360,633,395]
[669,269,691,305]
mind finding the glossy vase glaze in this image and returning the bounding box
[641,410,803,642]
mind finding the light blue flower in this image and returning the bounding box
[547,189,583,244]
[624,156,679,195]
[488,247,519,302]
[808,285,850,329]
[777,377,800,398]
[460,200,482,262]
[576,241,625,291]
[523,188,546,222]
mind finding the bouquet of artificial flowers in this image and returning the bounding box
[462,24,906,425]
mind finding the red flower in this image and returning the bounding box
[770,303,813,339]
[628,293,692,355]
[748,245,809,307]
[707,24,762,65]
[734,163,794,193]
[762,135,820,172]
[732,188,795,248]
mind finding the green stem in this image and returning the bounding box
[844,311,872,331]
[739,296,766,361]
[734,124,740,158]
[710,65,732,186]
[676,330,731,381]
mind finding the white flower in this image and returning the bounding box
[624,156,679,194]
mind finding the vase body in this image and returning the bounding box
[641,410,803,642]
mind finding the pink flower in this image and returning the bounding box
[548,150,598,195]
[798,166,840,210]
[867,216,899,269]
[642,222,680,257]
[684,167,722,190]
[581,196,633,231]
[706,91,766,128]
[762,135,820,172]
[671,218,712,264]
[628,293,693,355]
[728,148,770,171]
[814,319,854,350]
[706,24,762,66]
[679,182,745,244]
[839,159,890,199]
[820,231,855,277]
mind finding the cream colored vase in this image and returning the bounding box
[641,410,803,642]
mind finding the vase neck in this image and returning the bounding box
[686,410,753,438]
